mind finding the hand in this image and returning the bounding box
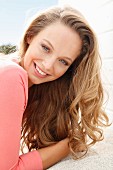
[38,138,70,169]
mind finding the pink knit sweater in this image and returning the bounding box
[0,60,43,170]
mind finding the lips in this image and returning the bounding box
[34,63,48,78]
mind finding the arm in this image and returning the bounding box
[38,138,70,169]
[0,65,42,170]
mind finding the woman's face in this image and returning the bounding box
[21,22,82,87]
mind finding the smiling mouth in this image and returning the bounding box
[34,63,48,76]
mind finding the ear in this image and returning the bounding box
[27,36,32,44]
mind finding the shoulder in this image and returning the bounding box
[0,59,28,107]
[0,59,28,83]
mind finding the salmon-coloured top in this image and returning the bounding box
[0,59,43,170]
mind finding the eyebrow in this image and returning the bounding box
[43,39,73,63]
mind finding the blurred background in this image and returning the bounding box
[0,0,57,45]
[0,0,113,120]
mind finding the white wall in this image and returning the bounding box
[58,0,113,119]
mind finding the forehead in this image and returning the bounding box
[34,22,82,60]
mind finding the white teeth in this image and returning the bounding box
[35,65,47,76]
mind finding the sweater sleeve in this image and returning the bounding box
[0,65,43,170]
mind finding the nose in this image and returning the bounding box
[42,57,56,73]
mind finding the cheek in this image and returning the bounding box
[22,53,34,70]
[26,46,39,59]
[54,68,67,78]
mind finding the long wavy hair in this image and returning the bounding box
[19,6,109,158]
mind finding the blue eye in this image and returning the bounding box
[41,44,50,52]
[59,59,68,66]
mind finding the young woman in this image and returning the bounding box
[0,6,109,170]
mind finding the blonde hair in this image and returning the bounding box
[20,6,109,159]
